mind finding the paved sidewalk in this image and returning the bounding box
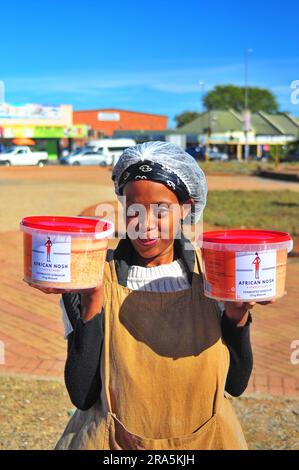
[0,230,298,396]
[0,166,298,396]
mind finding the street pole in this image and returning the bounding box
[244,48,252,161]
[205,112,211,162]
[199,80,205,154]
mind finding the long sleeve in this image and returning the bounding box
[61,290,253,410]
[222,311,253,397]
[61,293,104,410]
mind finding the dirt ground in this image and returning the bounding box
[0,166,298,451]
[1,165,299,231]
[0,376,298,450]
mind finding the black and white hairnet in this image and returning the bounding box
[112,141,207,224]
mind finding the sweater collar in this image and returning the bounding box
[113,232,196,287]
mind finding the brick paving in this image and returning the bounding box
[0,229,298,396]
[0,167,298,397]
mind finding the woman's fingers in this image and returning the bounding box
[257,300,275,305]
[226,291,287,311]
[245,302,256,310]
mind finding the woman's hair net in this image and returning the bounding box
[112,141,207,224]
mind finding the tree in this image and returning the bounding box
[175,111,200,128]
[203,85,279,113]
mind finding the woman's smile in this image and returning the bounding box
[136,238,158,247]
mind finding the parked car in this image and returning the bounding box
[0,146,48,166]
[60,139,136,166]
[86,138,136,166]
[186,146,205,160]
[60,148,108,166]
[252,154,271,162]
[208,150,229,161]
[186,146,229,161]
[283,150,299,162]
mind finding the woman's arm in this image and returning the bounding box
[61,291,104,410]
[222,296,279,397]
[222,311,253,397]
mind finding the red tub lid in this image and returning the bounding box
[21,216,111,233]
[202,229,292,244]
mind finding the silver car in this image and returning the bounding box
[60,147,108,166]
[208,150,229,161]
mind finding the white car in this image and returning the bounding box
[60,148,109,166]
[86,139,136,166]
[60,139,136,166]
[0,146,48,166]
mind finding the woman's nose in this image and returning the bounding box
[139,208,157,232]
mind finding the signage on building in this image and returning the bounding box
[199,133,239,143]
[0,103,62,120]
[2,125,88,139]
[255,135,295,143]
[97,112,120,122]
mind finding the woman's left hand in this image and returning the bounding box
[223,290,287,327]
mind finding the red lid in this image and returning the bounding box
[21,216,111,233]
[201,229,292,245]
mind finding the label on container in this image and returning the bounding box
[235,250,277,300]
[32,233,71,282]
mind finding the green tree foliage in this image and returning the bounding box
[175,111,200,128]
[203,85,279,113]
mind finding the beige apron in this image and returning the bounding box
[55,248,248,450]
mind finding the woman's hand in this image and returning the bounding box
[223,290,287,327]
[27,283,96,295]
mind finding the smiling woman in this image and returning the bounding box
[53,141,255,450]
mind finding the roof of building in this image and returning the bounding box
[113,130,180,137]
[73,108,168,118]
[178,110,243,134]
[178,109,299,136]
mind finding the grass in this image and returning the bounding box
[205,190,299,237]
[0,376,298,450]
[198,160,299,175]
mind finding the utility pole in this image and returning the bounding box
[243,48,252,161]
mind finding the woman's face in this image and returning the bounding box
[123,180,190,261]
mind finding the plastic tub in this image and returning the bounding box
[20,216,114,293]
[199,230,293,302]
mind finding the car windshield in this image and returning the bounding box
[5,148,17,153]
[71,149,84,156]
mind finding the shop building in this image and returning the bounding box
[178,110,299,160]
[0,102,88,159]
[73,108,168,138]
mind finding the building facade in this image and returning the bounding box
[178,110,299,160]
[0,103,88,158]
[73,108,168,138]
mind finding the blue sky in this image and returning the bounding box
[1,0,299,126]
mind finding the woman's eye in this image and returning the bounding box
[156,207,170,217]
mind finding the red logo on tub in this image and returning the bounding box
[45,237,53,263]
[252,252,261,280]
